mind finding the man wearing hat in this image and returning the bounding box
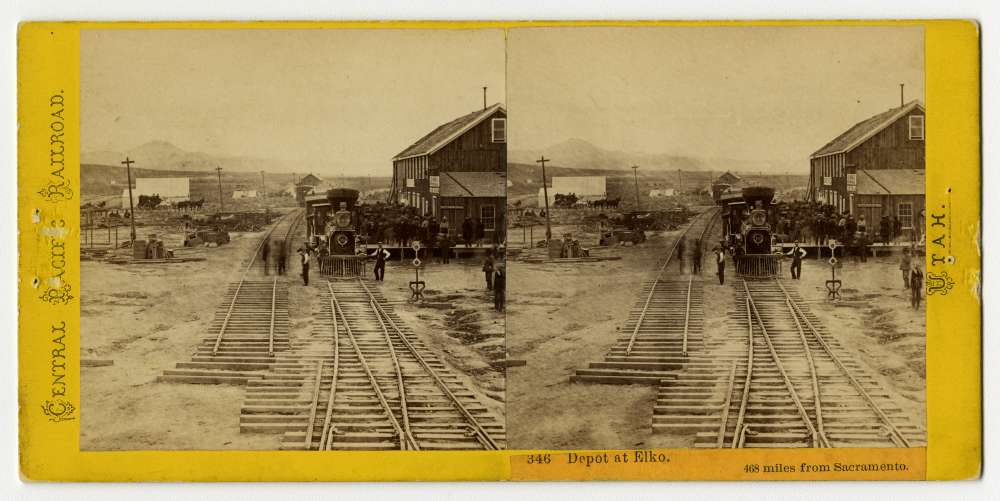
[298,246,311,286]
[370,243,390,282]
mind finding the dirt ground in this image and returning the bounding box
[80,219,506,449]
[375,256,507,419]
[80,227,281,450]
[782,254,927,431]
[507,225,689,449]
[507,227,927,449]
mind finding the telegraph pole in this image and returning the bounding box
[215,166,225,213]
[632,165,641,211]
[537,156,552,241]
[259,170,266,199]
[122,156,137,243]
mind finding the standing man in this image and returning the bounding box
[438,234,451,264]
[462,216,474,248]
[370,243,390,281]
[899,248,912,289]
[482,251,495,290]
[261,237,270,275]
[493,260,506,312]
[691,238,702,275]
[910,260,923,310]
[786,242,807,279]
[714,247,726,285]
[277,240,287,276]
[676,237,686,273]
[298,247,311,286]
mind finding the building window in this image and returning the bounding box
[909,115,925,140]
[491,118,506,143]
[898,202,914,229]
[481,205,496,230]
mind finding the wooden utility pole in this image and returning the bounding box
[537,156,552,241]
[632,165,641,211]
[482,86,487,110]
[122,156,137,243]
[215,166,225,213]
[259,170,266,199]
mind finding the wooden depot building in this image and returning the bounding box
[809,100,925,236]
[391,102,507,240]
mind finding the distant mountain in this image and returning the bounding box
[510,138,802,175]
[509,138,706,172]
[81,140,285,173]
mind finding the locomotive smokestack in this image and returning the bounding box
[900,83,904,107]
[483,86,487,110]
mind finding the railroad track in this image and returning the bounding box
[652,278,926,448]
[240,279,506,450]
[571,207,720,384]
[159,209,303,384]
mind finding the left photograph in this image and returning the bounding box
[79,29,507,451]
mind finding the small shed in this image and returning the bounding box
[853,169,925,239]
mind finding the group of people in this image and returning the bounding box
[259,237,288,276]
[767,200,912,250]
[671,236,704,275]
[353,202,503,250]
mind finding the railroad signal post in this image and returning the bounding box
[825,241,842,300]
[409,241,425,302]
[121,156,138,243]
[536,156,552,242]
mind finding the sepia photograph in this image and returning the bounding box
[505,26,927,450]
[79,29,507,451]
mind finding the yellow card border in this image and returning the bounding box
[17,19,981,482]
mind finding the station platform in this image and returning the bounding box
[773,241,924,258]
[358,243,500,260]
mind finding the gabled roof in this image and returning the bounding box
[856,169,925,196]
[393,103,505,161]
[439,171,506,198]
[297,173,323,186]
[811,101,924,159]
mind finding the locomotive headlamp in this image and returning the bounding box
[750,209,767,227]
[333,211,352,229]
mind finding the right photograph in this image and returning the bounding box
[505,26,927,450]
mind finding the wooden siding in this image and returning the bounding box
[438,196,506,241]
[392,108,506,219]
[428,109,506,175]
[810,107,924,211]
[846,107,925,170]
[853,193,925,239]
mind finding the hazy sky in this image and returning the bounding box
[508,26,924,172]
[81,29,506,176]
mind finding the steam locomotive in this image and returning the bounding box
[716,186,781,278]
[304,188,366,277]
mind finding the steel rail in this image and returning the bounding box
[626,208,719,357]
[303,360,324,449]
[212,281,244,356]
[330,286,414,450]
[371,297,419,451]
[776,281,912,448]
[743,280,820,448]
[729,296,755,448]
[715,361,738,448]
[359,279,500,450]
[318,282,342,450]
[682,276,693,355]
[781,283,831,448]
[624,280,658,356]
[212,209,302,356]
[268,277,278,356]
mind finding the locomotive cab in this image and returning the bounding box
[716,186,780,279]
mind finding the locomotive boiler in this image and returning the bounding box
[718,186,780,278]
[304,188,366,277]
